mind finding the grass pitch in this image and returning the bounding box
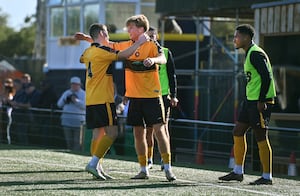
[0,145,299,196]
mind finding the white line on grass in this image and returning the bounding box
[0,157,280,196]
[114,170,280,196]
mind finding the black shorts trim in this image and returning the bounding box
[86,103,117,129]
[237,100,273,129]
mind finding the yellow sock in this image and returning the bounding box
[233,136,247,166]
[148,146,153,161]
[94,135,114,159]
[138,155,147,167]
[258,139,272,173]
[161,153,171,164]
[90,139,96,155]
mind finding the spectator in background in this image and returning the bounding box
[37,79,58,146]
[21,73,31,88]
[57,76,85,151]
[10,79,30,145]
[10,81,41,145]
[24,83,41,144]
[24,83,41,108]
[0,78,15,144]
[38,79,58,110]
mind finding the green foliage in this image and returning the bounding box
[0,11,14,43]
[0,9,36,58]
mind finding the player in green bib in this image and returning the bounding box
[145,27,178,170]
[219,24,276,185]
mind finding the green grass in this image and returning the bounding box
[0,145,299,196]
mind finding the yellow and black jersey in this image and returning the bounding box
[80,43,118,105]
[112,40,162,98]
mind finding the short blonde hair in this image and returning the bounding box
[125,14,149,32]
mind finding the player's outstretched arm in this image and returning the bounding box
[74,32,93,43]
[117,33,149,59]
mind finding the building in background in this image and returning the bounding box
[45,0,160,96]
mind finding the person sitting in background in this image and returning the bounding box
[57,76,85,151]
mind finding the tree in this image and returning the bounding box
[0,9,14,43]
[0,8,36,58]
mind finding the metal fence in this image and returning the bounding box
[168,118,300,176]
[0,106,299,176]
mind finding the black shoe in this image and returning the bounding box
[130,171,149,180]
[165,169,176,182]
[218,171,243,182]
[249,177,272,185]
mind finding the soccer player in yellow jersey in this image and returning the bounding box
[80,23,148,180]
[75,15,176,182]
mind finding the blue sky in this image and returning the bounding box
[0,0,37,31]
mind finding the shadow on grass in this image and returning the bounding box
[0,169,84,175]
[0,178,88,187]
[12,181,197,192]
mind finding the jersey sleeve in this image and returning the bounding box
[166,49,177,98]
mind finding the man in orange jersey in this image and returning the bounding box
[80,23,148,180]
[75,15,176,182]
[111,15,176,181]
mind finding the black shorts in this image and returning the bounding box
[127,97,165,127]
[238,100,273,129]
[162,95,171,119]
[86,103,117,129]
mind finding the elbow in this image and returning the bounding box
[117,53,126,60]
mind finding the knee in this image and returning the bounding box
[146,128,154,138]
[106,127,118,139]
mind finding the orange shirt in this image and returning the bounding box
[112,40,162,98]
